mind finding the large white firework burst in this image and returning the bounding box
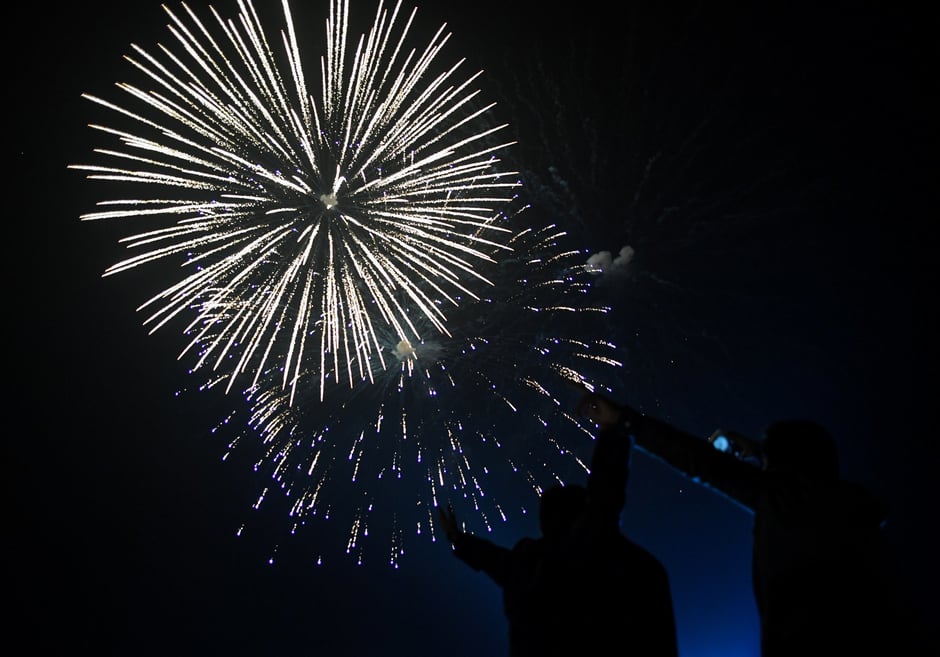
[71,0,519,398]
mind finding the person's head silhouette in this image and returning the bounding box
[761,420,838,481]
[539,484,588,539]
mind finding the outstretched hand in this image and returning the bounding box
[437,503,460,544]
[576,391,626,431]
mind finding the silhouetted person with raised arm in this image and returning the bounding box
[437,392,678,657]
[602,396,913,656]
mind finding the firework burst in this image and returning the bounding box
[71,0,519,398]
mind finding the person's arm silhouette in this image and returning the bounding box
[437,503,513,588]
[437,503,461,544]
[580,392,763,511]
[575,391,633,530]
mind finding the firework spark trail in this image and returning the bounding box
[71,0,520,399]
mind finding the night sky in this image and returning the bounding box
[15,1,933,655]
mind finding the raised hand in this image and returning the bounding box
[437,503,460,544]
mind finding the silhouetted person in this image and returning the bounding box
[601,396,912,656]
[437,393,678,657]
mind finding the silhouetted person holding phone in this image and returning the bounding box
[603,396,913,656]
[437,392,678,657]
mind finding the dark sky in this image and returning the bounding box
[15,1,933,655]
